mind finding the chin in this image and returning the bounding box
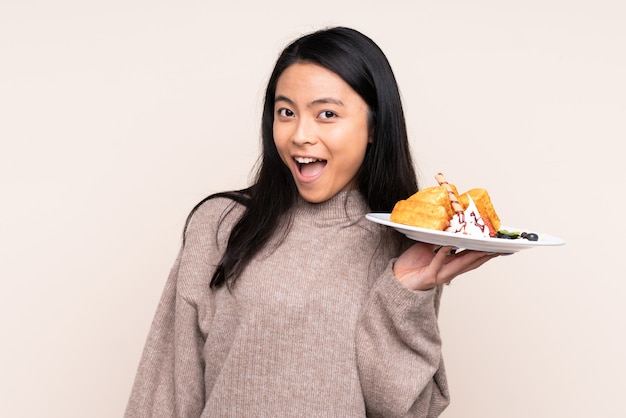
[296,188,333,204]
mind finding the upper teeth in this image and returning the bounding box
[295,157,319,164]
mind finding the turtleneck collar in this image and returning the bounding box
[292,190,370,222]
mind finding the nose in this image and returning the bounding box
[292,118,317,146]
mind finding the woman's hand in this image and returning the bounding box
[394,242,501,291]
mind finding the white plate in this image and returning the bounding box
[365,213,565,253]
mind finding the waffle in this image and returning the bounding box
[459,188,501,234]
[390,185,457,230]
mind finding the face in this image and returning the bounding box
[273,62,371,203]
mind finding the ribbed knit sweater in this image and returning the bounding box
[125,190,449,417]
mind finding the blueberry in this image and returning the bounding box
[525,233,539,241]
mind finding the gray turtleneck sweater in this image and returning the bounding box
[125,191,448,417]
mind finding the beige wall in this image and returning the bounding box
[1,1,624,417]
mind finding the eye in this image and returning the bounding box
[318,110,337,120]
[277,108,294,118]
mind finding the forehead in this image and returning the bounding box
[276,63,351,95]
[274,62,364,107]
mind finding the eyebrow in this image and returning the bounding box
[274,95,344,107]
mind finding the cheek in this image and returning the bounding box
[332,143,368,180]
[272,124,291,165]
[334,127,369,161]
[272,124,287,150]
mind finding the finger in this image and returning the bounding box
[430,245,456,272]
[442,252,500,281]
[460,253,500,274]
[433,245,456,255]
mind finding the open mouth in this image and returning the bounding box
[294,157,327,177]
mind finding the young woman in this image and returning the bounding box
[125,26,498,417]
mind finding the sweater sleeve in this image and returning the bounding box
[124,249,206,418]
[355,261,449,418]
[125,197,240,417]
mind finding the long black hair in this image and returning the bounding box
[185,26,418,288]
